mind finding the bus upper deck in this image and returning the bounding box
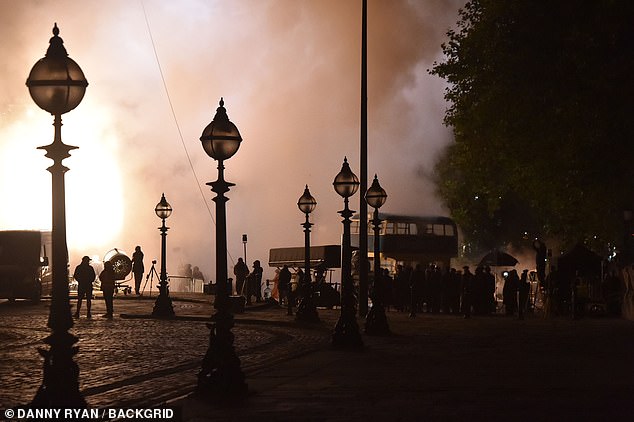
[351,213,458,269]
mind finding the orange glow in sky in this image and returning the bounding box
[0,0,464,281]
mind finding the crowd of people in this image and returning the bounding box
[233,258,264,304]
[382,264,531,319]
[72,253,118,319]
[70,244,622,321]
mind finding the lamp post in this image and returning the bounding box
[197,98,247,397]
[152,193,175,317]
[295,185,319,322]
[26,23,88,408]
[332,157,363,348]
[242,234,248,264]
[364,175,390,335]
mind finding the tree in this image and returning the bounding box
[430,0,634,253]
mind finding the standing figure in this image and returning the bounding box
[503,269,520,316]
[484,266,496,314]
[233,258,249,296]
[278,265,292,306]
[518,269,530,319]
[533,239,547,286]
[472,266,486,314]
[409,264,425,317]
[99,261,116,319]
[249,260,264,303]
[461,266,474,318]
[73,255,95,318]
[132,245,144,295]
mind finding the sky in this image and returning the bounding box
[0,0,464,283]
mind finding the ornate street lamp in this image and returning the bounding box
[26,23,88,408]
[197,98,247,397]
[332,157,363,348]
[364,175,390,335]
[152,193,175,317]
[295,185,319,322]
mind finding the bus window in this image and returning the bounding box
[409,223,417,235]
[397,223,409,235]
[385,222,396,234]
[433,224,444,236]
[444,225,455,236]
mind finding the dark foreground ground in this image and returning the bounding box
[2,294,633,421]
[177,303,634,421]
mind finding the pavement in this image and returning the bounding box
[2,294,634,421]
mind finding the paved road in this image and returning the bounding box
[3,295,634,421]
[0,295,328,410]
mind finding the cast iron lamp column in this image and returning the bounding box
[332,157,363,348]
[26,23,88,408]
[364,175,390,335]
[295,185,319,322]
[152,193,175,317]
[197,98,247,397]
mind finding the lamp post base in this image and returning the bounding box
[31,331,86,408]
[332,309,363,348]
[197,311,248,399]
[364,304,391,336]
[152,293,175,318]
[295,295,320,323]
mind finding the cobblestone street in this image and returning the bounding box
[2,294,634,421]
[0,295,329,411]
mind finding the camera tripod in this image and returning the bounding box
[142,261,159,296]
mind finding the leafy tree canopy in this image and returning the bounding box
[430,0,634,253]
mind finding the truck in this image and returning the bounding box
[0,230,52,302]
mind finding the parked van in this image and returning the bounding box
[0,230,52,302]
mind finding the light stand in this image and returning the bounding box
[152,193,175,317]
[27,24,88,408]
[332,158,363,348]
[295,185,319,322]
[197,98,247,398]
[364,175,390,335]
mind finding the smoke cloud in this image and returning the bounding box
[0,0,464,282]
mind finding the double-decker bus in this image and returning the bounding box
[351,214,459,271]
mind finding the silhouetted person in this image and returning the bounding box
[409,264,425,317]
[278,265,292,306]
[382,268,394,309]
[131,245,144,295]
[485,266,496,314]
[533,239,547,286]
[247,260,263,304]
[448,268,462,314]
[429,265,443,313]
[544,266,559,316]
[440,267,453,313]
[192,266,205,281]
[233,258,249,296]
[99,261,116,318]
[503,269,520,316]
[73,255,95,319]
[461,266,474,318]
[393,265,407,311]
[518,269,530,319]
[473,266,486,314]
